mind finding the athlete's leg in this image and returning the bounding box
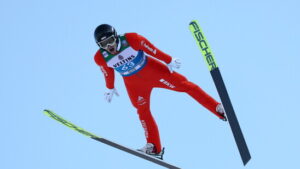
[155,71,223,119]
[124,81,162,153]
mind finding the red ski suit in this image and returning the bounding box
[94,33,221,153]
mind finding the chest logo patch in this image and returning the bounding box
[118,55,124,60]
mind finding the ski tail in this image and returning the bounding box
[188,20,251,165]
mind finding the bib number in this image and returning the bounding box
[121,62,135,71]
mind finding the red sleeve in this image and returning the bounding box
[94,50,115,89]
[125,33,172,64]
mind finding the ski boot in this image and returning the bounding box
[216,103,227,121]
[137,143,165,160]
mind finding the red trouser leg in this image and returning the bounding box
[124,81,162,153]
[153,66,222,118]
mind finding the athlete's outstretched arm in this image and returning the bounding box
[94,50,115,89]
[125,33,172,64]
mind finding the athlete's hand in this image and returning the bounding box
[167,58,181,73]
[104,88,119,103]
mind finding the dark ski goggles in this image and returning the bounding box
[97,35,116,49]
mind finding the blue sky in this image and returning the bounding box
[1,0,299,169]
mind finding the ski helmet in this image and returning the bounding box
[94,24,118,49]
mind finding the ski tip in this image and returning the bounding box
[43,109,55,116]
[190,20,201,26]
[189,20,197,25]
[43,109,51,113]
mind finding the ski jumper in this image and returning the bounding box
[94,33,222,153]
